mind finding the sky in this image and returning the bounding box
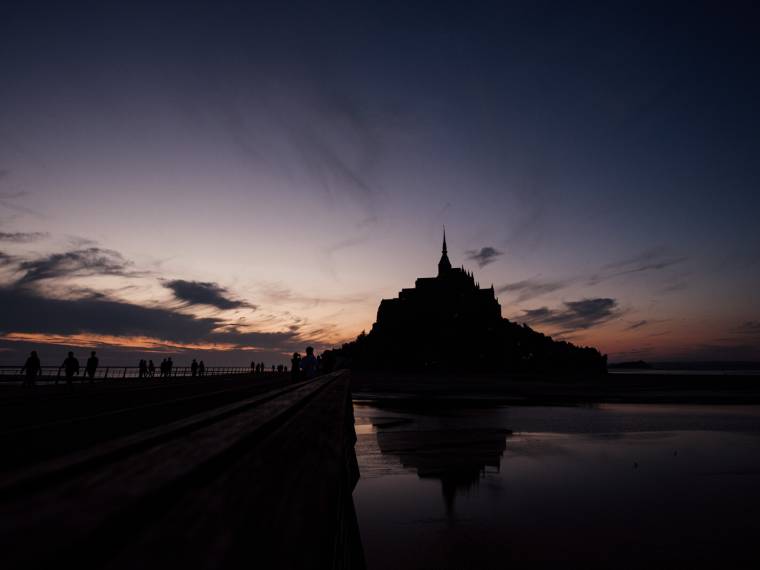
[1,0,759,365]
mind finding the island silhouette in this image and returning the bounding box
[325,231,606,375]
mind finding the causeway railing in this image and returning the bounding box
[0,365,278,381]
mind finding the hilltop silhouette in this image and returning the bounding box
[326,231,606,375]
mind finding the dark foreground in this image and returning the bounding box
[0,372,363,569]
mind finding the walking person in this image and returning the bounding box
[85,351,99,382]
[60,351,80,389]
[291,352,301,382]
[198,360,205,377]
[301,346,317,380]
[191,358,199,377]
[21,350,41,388]
[148,359,155,378]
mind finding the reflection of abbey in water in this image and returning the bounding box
[376,427,511,515]
[331,231,606,373]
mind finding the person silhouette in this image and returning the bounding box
[139,359,148,379]
[301,346,317,380]
[291,352,301,382]
[21,350,41,387]
[191,358,198,377]
[148,359,155,378]
[60,351,80,388]
[198,360,205,377]
[85,351,98,382]
[250,361,255,374]
[160,358,167,378]
[167,357,173,377]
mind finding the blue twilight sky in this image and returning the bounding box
[0,1,759,364]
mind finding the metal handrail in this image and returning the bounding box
[0,365,281,381]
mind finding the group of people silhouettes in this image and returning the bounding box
[19,346,324,388]
[20,351,182,386]
[249,361,291,374]
[190,358,206,377]
[290,346,320,381]
[136,358,185,378]
[21,350,100,388]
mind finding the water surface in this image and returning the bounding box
[353,403,760,568]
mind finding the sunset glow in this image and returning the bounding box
[1,2,758,365]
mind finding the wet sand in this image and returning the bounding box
[351,370,760,405]
[353,401,760,568]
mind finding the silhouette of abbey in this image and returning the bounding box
[328,231,606,374]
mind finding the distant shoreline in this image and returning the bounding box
[609,368,760,376]
[608,360,760,372]
[351,370,760,406]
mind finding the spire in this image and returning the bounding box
[437,226,452,276]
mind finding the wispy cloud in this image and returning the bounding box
[0,251,15,266]
[258,283,367,308]
[321,234,372,278]
[0,231,49,243]
[165,279,253,311]
[219,82,389,226]
[15,248,142,286]
[465,246,504,268]
[498,246,686,305]
[589,246,687,285]
[624,318,670,332]
[497,278,571,302]
[0,190,44,218]
[519,298,622,332]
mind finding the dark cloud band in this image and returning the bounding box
[165,279,253,311]
[519,298,621,332]
[0,287,293,349]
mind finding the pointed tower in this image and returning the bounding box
[438,226,452,276]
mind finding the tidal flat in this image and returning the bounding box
[353,400,760,568]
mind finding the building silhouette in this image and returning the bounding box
[329,231,606,374]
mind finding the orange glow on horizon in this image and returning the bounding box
[1,332,252,352]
